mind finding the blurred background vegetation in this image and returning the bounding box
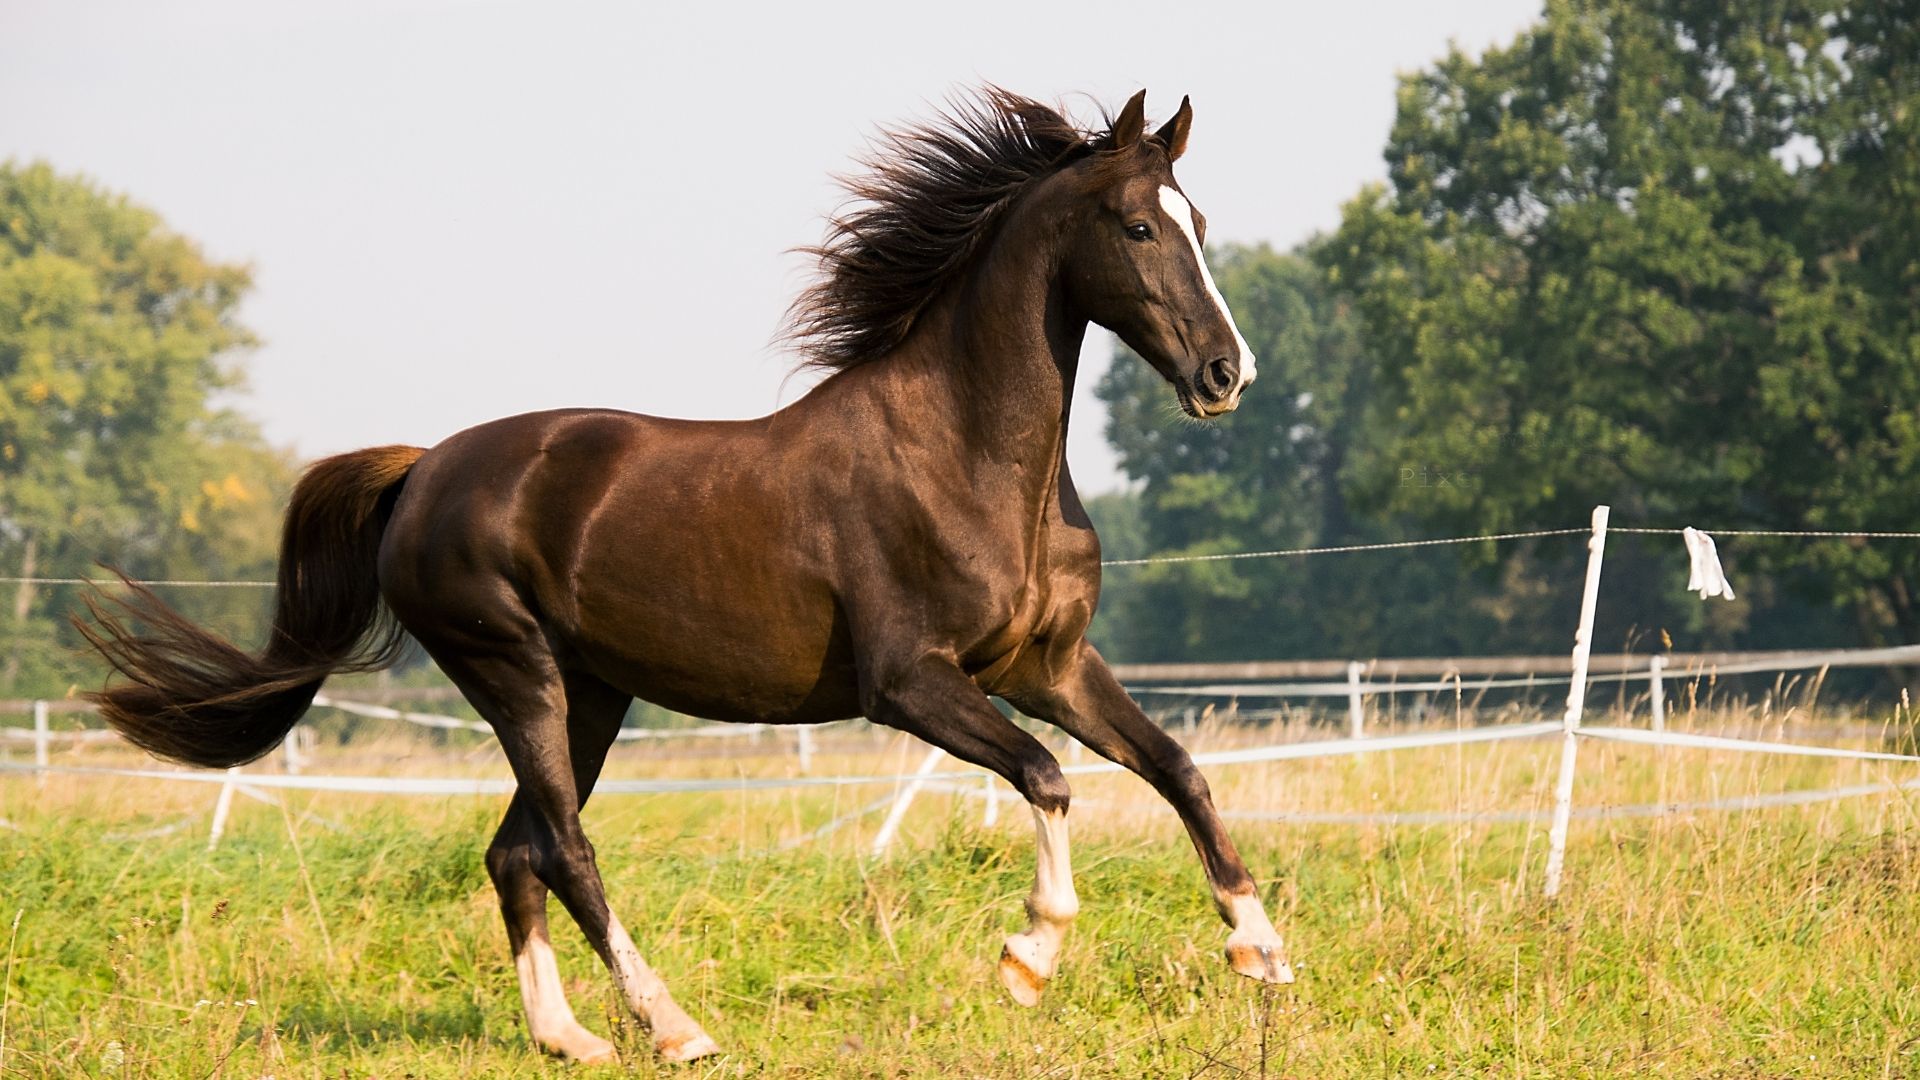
[5,0,1918,698]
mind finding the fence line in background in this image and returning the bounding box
[16,709,1917,858]
[927,776,1920,827]
[10,510,1920,877]
[11,642,1907,760]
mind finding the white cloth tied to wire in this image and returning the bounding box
[1683,527,1735,600]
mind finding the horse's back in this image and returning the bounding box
[378,407,861,723]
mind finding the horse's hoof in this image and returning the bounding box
[656,1029,721,1063]
[541,1028,616,1064]
[1225,940,1295,985]
[997,943,1047,1007]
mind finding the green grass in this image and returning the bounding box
[2,708,1918,1077]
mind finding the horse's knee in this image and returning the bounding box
[1018,755,1071,815]
[526,827,608,909]
[1143,748,1213,807]
[485,839,523,887]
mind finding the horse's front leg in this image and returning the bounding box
[1009,640,1294,985]
[862,656,1078,1005]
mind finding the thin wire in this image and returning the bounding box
[1610,527,1920,539]
[1102,525,1920,568]
[10,526,1920,584]
[1099,527,1588,567]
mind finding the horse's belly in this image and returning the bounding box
[565,578,860,725]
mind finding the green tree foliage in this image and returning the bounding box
[1091,236,1854,665]
[1322,0,1920,647]
[0,162,292,697]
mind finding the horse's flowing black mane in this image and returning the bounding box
[787,88,1122,370]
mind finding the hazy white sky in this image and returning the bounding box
[2,0,1539,492]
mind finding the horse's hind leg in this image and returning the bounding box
[553,673,719,1062]
[460,648,717,1062]
[486,791,612,1062]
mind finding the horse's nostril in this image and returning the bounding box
[1197,357,1237,402]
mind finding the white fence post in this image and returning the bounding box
[281,724,304,775]
[32,700,49,787]
[1648,655,1668,733]
[1544,505,1610,899]
[981,773,999,827]
[207,767,240,851]
[870,745,947,857]
[1346,661,1366,739]
[796,725,815,774]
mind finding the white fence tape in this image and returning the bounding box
[0,759,988,795]
[7,717,1912,796]
[1577,725,1920,762]
[918,774,1920,827]
[306,694,842,742]
[1126,643,1920,699]
[307,691,840,734]
[0,720,1568,797]
[1217,776,1920,825]
[10,712,1918,864]
[1129,720,1562,770]
[309,695,490,733]
[0,726,118,742]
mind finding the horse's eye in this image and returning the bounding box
[1125,222,1153,242]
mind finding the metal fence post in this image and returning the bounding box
[32,700,49,786]
[208,767,240,851]
[1649,655,1668,733]
[1544,505,1610,899]
[1347,661,1366,738]
[871,745,947,857]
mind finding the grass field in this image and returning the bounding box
[2,702,1919,1078]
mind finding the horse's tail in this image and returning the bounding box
[75,445,427,768]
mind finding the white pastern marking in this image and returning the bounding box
[606,913,714,1053]
[1030,805,1079,927]
[1226,891,1279,940]
[514,932,593,1049]
[1158,185,1257,386]
[1000,805,1079,1001]
[606,914,667,1015]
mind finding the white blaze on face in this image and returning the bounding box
[1157,185,1257,389]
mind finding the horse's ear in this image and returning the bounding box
[1109,89,1148,150]
[1155,95,1193,161]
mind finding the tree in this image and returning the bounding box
[1322,0,1920,650]
[0,162,291,696]
[1092,233,1852,666]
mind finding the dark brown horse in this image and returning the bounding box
[79,88,1288,1064]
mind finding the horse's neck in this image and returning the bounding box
[907,218,1084,494]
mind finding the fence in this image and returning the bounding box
[6,506,1920,895]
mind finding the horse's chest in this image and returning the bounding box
[959,534,1098,692]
